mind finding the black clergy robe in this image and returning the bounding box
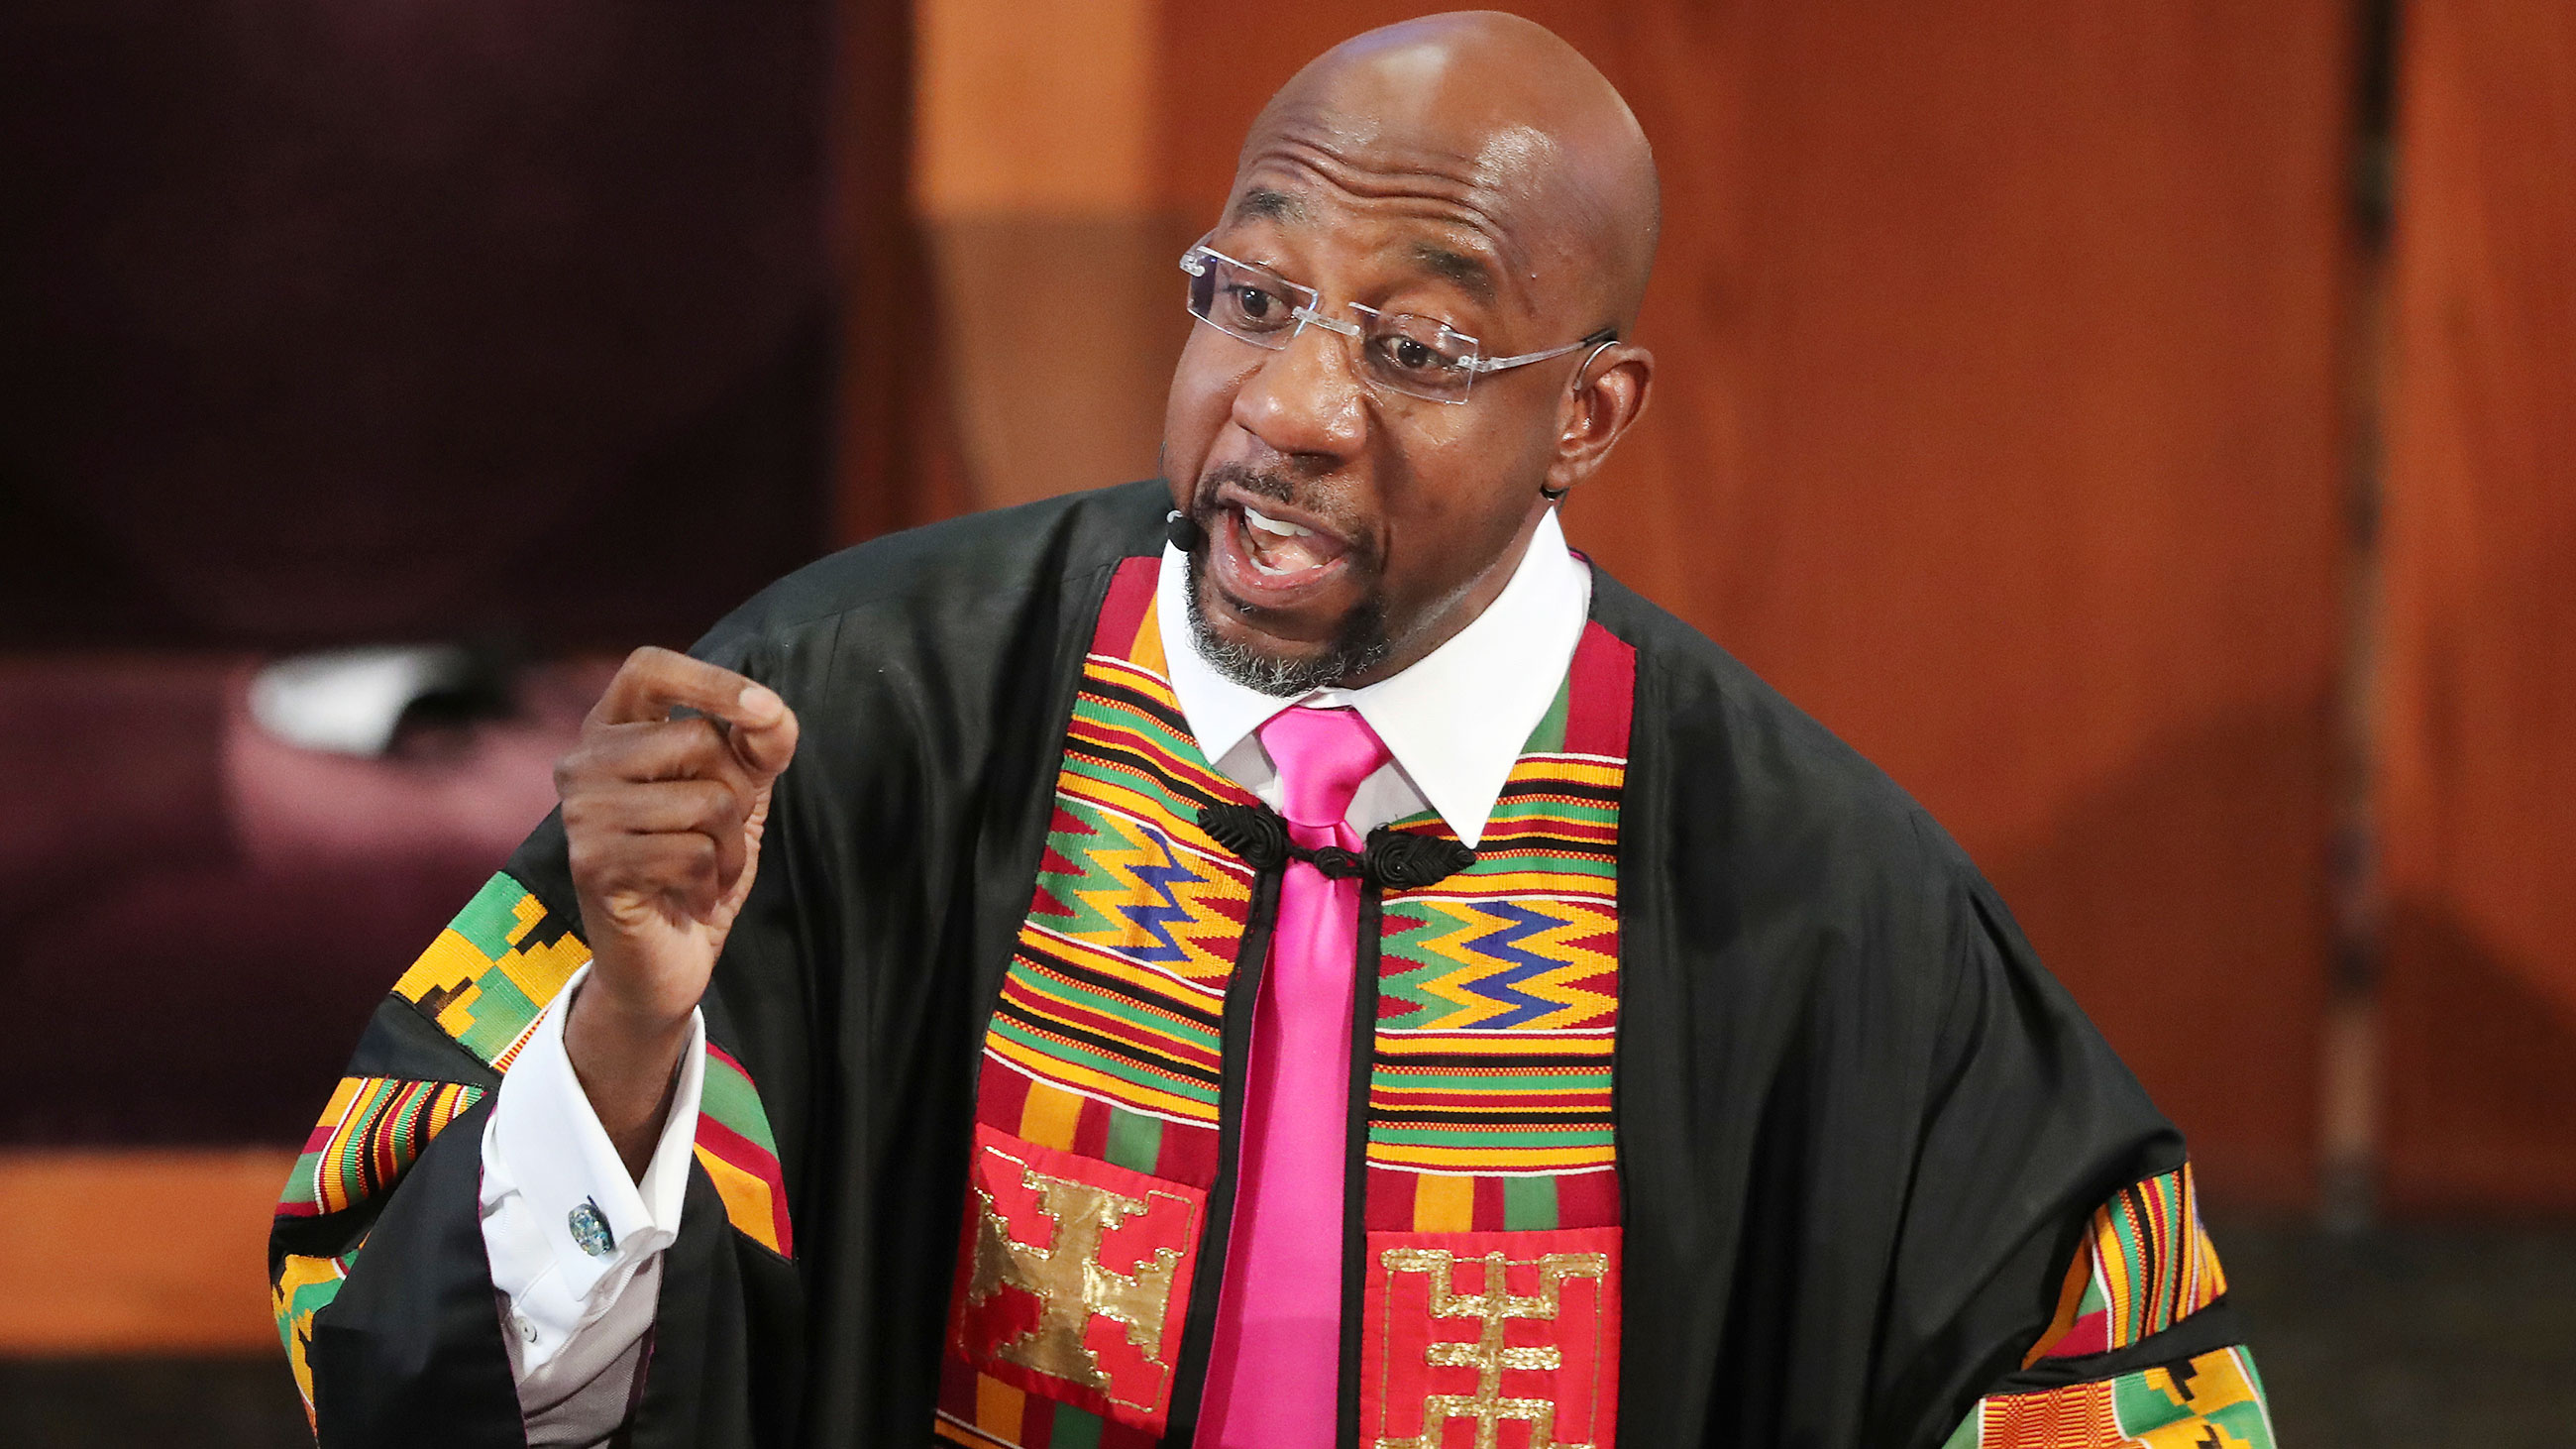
[268,479,2263,1448]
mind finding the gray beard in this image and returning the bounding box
[1182,546,1392,697]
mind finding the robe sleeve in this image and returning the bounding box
[267,812,807,1448]
[266,828,598,1444]
[1884,873,2273,1448]
[1933,1170,2273,1448]
[266,607,812,1447]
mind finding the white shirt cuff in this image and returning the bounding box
[480,962,704,1378]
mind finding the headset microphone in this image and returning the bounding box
[1166,508,1208,552]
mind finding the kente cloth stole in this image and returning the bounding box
[938,556,1636,1449]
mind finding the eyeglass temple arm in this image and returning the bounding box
[1469,328,1620,375]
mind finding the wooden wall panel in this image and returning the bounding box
[1154,3,2352,1208]
[2378,0,2576,1211]
[909,0,1179,509]
[0,1151,293,1351]
[833,0,969,542]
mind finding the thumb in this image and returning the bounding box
[726,687,801,779]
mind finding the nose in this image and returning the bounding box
[1229,317,1366,462]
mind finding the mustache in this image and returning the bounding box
[1194,461,1300,513]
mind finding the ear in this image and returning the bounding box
[1544,343,1655,499]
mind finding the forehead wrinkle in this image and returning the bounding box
[1235,131,1537,283]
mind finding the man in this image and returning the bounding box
[270,14,2271,1448]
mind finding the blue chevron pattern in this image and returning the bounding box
[1454,901,1565,1029]
[1112,841,1204,965]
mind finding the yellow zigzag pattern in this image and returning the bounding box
[1398,900,1618,1032]
[1053,807,1247,986]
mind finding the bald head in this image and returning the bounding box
[1235,11,1660,331]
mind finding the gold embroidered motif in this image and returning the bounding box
[1374,1248,1610,1449]
[967,1154,1183,1405]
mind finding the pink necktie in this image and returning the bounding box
[1197,706,1390,1448]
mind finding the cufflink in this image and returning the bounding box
[568,1196,617,1259]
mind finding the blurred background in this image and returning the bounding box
[1,0,2570,1443]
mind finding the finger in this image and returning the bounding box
[590,646,789,735]
[564,717,759,791]
[574,776,748,839]
[611,777,751,894]
[570,821,709,904]
[591,831,723,920]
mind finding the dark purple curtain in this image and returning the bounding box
[0,0,835,651]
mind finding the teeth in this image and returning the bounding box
[1241,505,1312,538]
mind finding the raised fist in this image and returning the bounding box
[553,646,800,1171]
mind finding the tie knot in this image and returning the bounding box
[1257,706,1392,833]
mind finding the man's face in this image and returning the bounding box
[1161,164,1583,695]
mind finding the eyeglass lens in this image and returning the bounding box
[1185,251,1484,403]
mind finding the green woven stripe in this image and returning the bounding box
[1368,1124,1616,1149]
[1371,1068,1613,1091]
[1003,988,1221,1084]
[281,1152,321,1208]
[2149,1173,2188,1330]
[2113,1193,2152,1343]
[1072,692,1216,769]
[1442,852,1619,881]
[1483,795,1619,827]
[333,1081,394,1184]
[1503,1174,1558,1230]
[987,1018,1222,1106]
[2202,1400,2275,1449]
[448,873,528,958]
[1105,1107,1164,1175]
[454,974,547,1062]
[1067,697,1225,791]
[391,1084,434,1150]
[1058,753,1218,832]
[1012,968,1222,1050]
[700,1053,779,1156]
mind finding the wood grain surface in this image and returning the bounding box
[2378,0,2576,1211]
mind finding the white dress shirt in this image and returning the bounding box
[479,506,1591,1439]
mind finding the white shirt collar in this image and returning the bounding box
[1155,506,1591,847]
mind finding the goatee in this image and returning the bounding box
[1181,544,1392,698]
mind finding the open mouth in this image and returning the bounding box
[1204,487,1356,611]
[1237,502,1343,575]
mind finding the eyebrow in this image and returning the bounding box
[1408,242,1498,304]
[1233,187,1306,223]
